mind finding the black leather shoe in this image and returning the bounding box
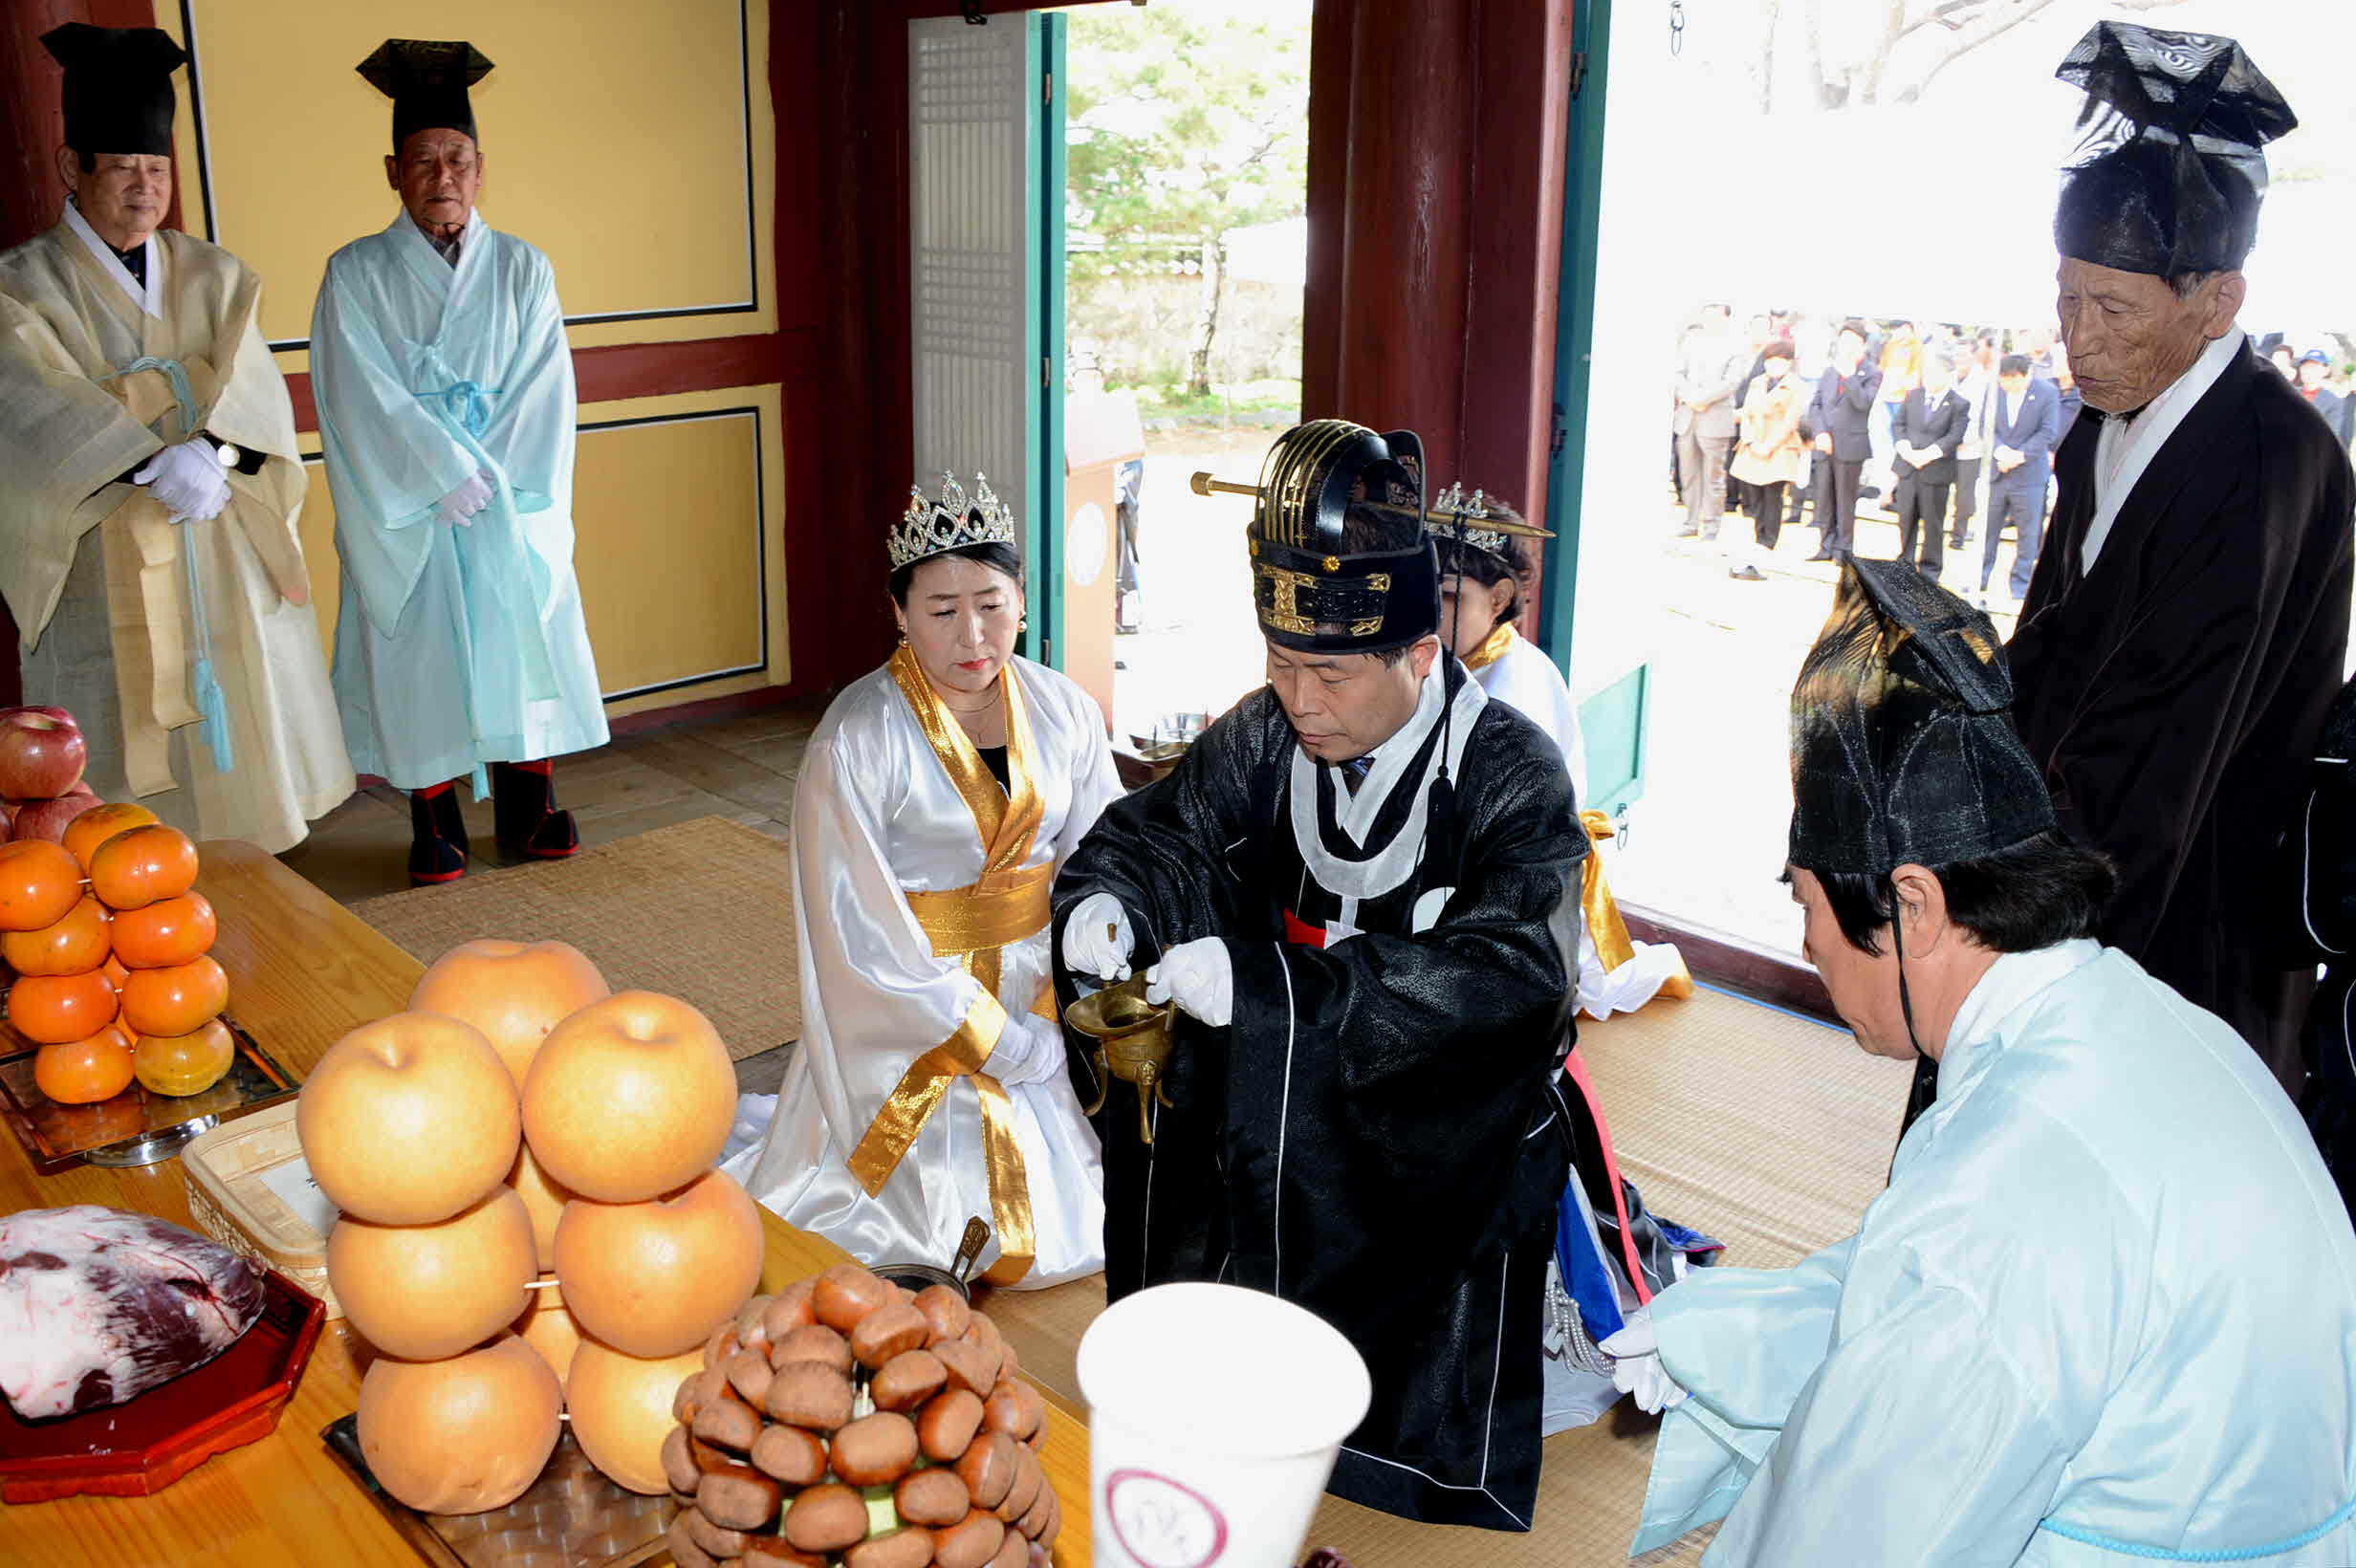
[408,784,469,885]
[492,760,581,860]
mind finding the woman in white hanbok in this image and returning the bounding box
[727,478,1122,1287]
[1431,493,1688,1017]
[1433,490,1711,1435]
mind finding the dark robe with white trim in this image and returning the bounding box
[2010,343,2353,1079]
[1052,664,1581,1530]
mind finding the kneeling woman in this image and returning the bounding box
[728,476,1122,1286]
[1431,490,1688,1019]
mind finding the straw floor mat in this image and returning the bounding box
[350,817,799,1063]
[980,982,1912,1567]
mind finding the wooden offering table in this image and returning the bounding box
[0,840,1091,1567]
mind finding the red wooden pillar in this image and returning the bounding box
[1,0,164,254]
[0,0,172,708]
[1301,0,1576,630]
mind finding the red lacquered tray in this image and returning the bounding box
[0,1268,324,1502]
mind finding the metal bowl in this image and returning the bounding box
[872,1261,966,1301]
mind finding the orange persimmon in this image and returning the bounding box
[0,896,110,976]
[33,1027,135,1103]
[0,840,83,933]
[62,802,158,871]
[88,825,199,911]
[10,969,120,1045]
[133,1018,236,1097]
[112,892,216,969]
[119,954,227,1037]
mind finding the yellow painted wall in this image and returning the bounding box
[161,0,774,351]
[297,384,790,709]
[572,403,776,699]
[167,1,796,719]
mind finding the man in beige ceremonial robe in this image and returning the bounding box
[0,24,350,852]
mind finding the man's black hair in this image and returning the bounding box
[1807,832,2116,956]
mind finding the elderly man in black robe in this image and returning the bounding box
[1051,422,1689,1531]
[2007,23,2353,1093]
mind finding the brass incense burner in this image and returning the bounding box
[1065,973,1177,1146]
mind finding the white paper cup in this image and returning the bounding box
[1078,1282,1372,1568]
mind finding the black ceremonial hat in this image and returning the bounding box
[1788,558,2054,876]
[2053,22,2295,277]
[1246,420,1439,655]
[359,39,494,155]
[41,24,185,160]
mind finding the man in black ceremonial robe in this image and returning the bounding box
[1053,421,1591,1530]
[2008,23,2353,1091]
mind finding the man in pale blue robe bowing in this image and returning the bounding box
[311,38,605,885]
[1603,556,2356,1563]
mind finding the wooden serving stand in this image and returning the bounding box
[0,841,1092,1568]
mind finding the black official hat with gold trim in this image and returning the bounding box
[1246,419,1440,656]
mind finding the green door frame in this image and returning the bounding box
[1539,0,1652,817]
[1538,0,1608,665]
[1024,11,1070,666]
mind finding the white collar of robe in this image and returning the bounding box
[1287,658,1487,902]
[1931,937,2105,1104]
[61,196,160,318]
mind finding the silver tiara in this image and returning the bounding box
[887,471,1018,571]
[1428,483,1509,559]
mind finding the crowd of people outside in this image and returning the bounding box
[1670,303,2356,604]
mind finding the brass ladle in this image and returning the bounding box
[1064,971,1178,1146]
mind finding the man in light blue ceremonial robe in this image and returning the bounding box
[311,38,605,885]
[1602,555,2356,1564]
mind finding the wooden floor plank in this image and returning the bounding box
[612,729,802,817]
[282,704,818,906]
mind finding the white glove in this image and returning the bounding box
[132,439,230,524]
[1063,893,1134,982]
[987,1012,1069,1088]
[1599,1305,1688,1414]
[436,469,495,527]
[1145,937,1233,1028]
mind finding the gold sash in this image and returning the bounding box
[1579,809,1638,972]
[903,861,1056,991]
[97,355,222,798]
[1463,621,1516,673]
[1580,809,1692,1000]
[845,647,1051,1284]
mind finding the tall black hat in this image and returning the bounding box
[2053,22,2295,277]
[1789,558,2054,875]
[41,24,185,159]
[1247,420,1439,655]
[358,39,494,155]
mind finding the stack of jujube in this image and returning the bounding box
[0,806,230,1104]
[297,939,765,1515]
[665,1262,1058,1568]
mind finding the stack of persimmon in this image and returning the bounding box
[0,804,230,1104]
[296,940,757,1514]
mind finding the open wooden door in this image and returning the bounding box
[907,10,1064,667]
